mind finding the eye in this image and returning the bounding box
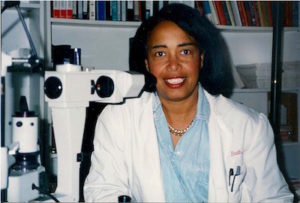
[181,49,191,55]
[154,51,165,57]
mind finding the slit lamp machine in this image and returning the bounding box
[43,64,145,202]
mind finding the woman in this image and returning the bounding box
[84,3,293,202]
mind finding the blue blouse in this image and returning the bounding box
[153,85,210,202]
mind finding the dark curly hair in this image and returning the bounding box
[129,3,234,96]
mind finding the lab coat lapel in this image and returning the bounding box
[132,93,165,202]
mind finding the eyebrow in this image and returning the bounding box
[150,42,198,50]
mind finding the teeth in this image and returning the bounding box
[166,78,184,84]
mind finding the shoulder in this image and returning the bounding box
[100,91,154,120]
[205,91,270,131]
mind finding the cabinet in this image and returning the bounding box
[43,1,300,198]
[1,1,45,149]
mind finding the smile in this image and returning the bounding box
[165,77,185,88]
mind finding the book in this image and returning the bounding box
[267,1,273,26]
[221,1,231,25]
[60,1,66,18]
[89,0,96,20]
[237,1,248,26]
[261,1,270,26]
[230,1,242,26]
[251,1,260,26]
[153,1,159,16]
[111,1,118,21]
[78,1,83,19]
[52,1,60,18]
[284,1,293,27]
[72,0,77,19]
[257,1,265,27]
[225,1,235,26]
[214,1,227,25]
[96,1,105,20]
[121,1,127,21]
[195,1,204,16]
[292,1,299,27]
[140,1,146,21]
[127,0,134,21]
[203,1,214,24]
[66,1,73,19]
[134,1,139,21]
[145,1,153,20]
[82,0,88,19]
[208,1,219,25]
[243,1,254,26]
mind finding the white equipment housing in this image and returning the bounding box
[44,64,144,201]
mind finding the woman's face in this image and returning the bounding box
[145,20,204,103]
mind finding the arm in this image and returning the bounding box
[243,113,293,202]
[84,105,130,202]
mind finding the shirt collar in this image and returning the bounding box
[153,84,210,121]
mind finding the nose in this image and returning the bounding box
[167,54,179,71]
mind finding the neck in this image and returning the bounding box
[160,88,198,129]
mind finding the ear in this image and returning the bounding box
[145,59,150,72]
[199,52,204,69]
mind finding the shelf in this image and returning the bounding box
[232,87,300,93]
[50,18,141,28]
[217,25,300,32]
[282,141,300,147]
[50,18,300,32]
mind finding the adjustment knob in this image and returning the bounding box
[118,195,131,203]
[95,76,114,98]
[44,76,63,99]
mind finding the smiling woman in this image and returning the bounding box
[84,3,293,202]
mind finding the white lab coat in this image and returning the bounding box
[84,91,293,202]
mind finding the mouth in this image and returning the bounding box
[165,77,185,88]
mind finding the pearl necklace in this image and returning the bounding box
[168,120,194,137]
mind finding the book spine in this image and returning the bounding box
[106,1,111,20]
[89,0,96,20]
[225,1,236,26]
[83,0,88,19]
[145,1,153,20]
[267,1,273,26]
[121,1,127,21]
[202,1,214,24]
[251,1,260,26]
[196,1,204,16]
[237,1,248,26]
[52,0,60,18]
[209,1,219,25]
[134,1,139,21]
[66,0,73,19]
[140,1,146,21]
[284,2,293,27]
[243,1,253,26]
[257,1,265,27]
[96,1,106,20]
[261,1,270,26]
[78,1,83,19]
[230,1,242,26]
[60,1,67,18]
[117,1,121,21]
[214,1,227,25]
[72,0,77,19]
[127,0,134,21]
[111,1,118,21]
[292,1,299,27]
[299,1,300,26]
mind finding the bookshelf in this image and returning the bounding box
[43,1,300,199]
